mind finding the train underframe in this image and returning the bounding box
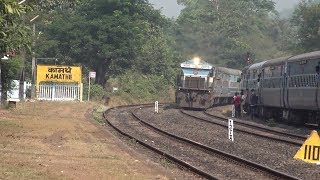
[258,106,320,127]
[176,88,234,109]
[176,88,212,109]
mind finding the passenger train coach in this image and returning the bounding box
[241,51,320,126]
[176,57,241,109]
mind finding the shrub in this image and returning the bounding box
[108,70,174,104]
[83,83,107,101]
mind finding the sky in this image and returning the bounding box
[149,0,300,18]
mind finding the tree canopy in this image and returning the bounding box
[36,0,176,85]
[174,0,288,67]
[291,0,320,52]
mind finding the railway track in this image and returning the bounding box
[203,110,307,141]
[180,110,304,146]
[104,104,300,180]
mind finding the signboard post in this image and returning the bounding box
[155,101,159,113]
[228,119,234,142]
[88,71,96,101]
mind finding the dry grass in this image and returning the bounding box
[0,101,171,179]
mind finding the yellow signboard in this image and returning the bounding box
[37,65,82,84]
[294,130,320,163]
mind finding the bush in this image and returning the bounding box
[83,83,107,101]
[108,70,175,104]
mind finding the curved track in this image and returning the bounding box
[180,110,304,146]
[104,104,300,180]
[203,110,307,141]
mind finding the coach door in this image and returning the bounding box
[283,63,289,109]
[280,65,285,108]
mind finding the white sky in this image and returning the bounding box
[149,0,300,18]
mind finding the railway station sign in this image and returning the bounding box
[294,130,320,163]
[37,65,82,84]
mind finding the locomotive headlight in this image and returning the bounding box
[193,57,201,65]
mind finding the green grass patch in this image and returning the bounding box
[0,163,66,180]
[92,105,108,124]
[266,118,277,127]
[0,120,23,129]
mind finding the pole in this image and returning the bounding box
[88,74,91,101]
[31,23,36,99]
[0,61,2,105]
[19,50,25,101]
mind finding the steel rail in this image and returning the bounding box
[103,105,218,180]
[132,107,300,180]
[180,110,303,146]
[203,110,307,140]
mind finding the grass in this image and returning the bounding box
[266,118,277,127]
[92,104,108,124]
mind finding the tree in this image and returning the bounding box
[0,0,32,103]
[0,0,31,56]
[36,0,174,86]
[175,0,285,68]
[291,0,320,52]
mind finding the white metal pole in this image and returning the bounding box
[155,101,159,113]
[88,75,90,101]
[228,119,234,142]
[0,61,2,105]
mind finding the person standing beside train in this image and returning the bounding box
[233,92,241,118]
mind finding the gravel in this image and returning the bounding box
[106,107,283,179]
[135,106,320,179]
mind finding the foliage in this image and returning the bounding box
[0,57,21,97]
[0,0,32,102]
[82,83,107,101]
[36,0,174,87]
[175,0,288,67]
[109,71,174,103]
[291,0,320,53]
[0,0,32,55]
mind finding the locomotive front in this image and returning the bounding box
[176,57,214,109]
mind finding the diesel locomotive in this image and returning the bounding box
[241,51,320,126]
[176,57,241,109]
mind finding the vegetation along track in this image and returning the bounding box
[104,104,300,180]
[180,110,304,146]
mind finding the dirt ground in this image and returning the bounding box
[0,101,176,179]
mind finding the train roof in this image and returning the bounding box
[216,67,241,76]
[180,60,213,70]
[248,61,267,70]
[262,56,290,67]
[288,51,320,62]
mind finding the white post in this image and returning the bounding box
[232,105,235,118]
[87,74,91,101]
[228,119,234,142]
[155,101,159,113]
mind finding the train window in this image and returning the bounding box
[300,60,307,65]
